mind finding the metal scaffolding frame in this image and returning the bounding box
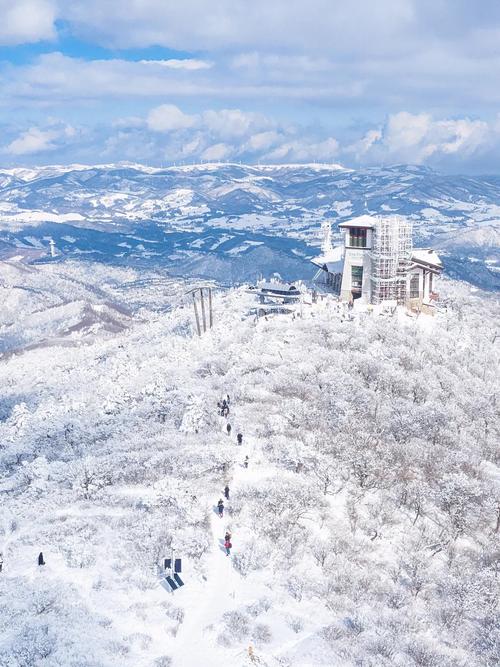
[370,216,413,305]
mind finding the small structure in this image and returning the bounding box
[248,275,301,315]
[251,279,301,303]
[312,214,442,310]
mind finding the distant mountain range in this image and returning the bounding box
[0,162,499,289]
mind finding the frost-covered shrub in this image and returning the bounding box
[153,657,172,667]
[320,622,344,645]
[161,601,184,624]
[285,614,304,634]
[231,538,270,576]
[245,597,272,617]
[1,623,56,666]
[286,575,305,601]
[221,610,250,642]
[405,639,454,667]
[60,541,96,569]
[252,623,272,645]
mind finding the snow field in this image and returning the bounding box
[0,274,499,666]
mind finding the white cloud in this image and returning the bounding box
[6,127,58,155]
[147,104,198,132]
[5,122,77,156]
[201,143,231,161]
[346,129,383,161]
[59,0,416,53]
[202,109,272,139]
[264,137,340,162]
[345,112,493,166]
[3,105,499,171]
[0,0,56,45]
[244,131,281,152]
[138,59,212,70]
[383,112,489,162]
[1,53,215,102]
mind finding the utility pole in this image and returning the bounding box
[200,288,207,333]
[192,292,201,336]
[188,286,215,336]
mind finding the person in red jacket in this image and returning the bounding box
[224,539,232,556]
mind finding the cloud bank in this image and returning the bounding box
[0,1,499,171]
[3,105,499,173]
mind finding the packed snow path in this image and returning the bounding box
[169,404,261,667]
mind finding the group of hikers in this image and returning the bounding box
[217,395,230,418]
[214,388,252,560]
[217,499,232,556]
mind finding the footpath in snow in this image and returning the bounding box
[168,400,266,667]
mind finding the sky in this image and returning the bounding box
[1,0,500,172]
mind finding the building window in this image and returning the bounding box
[351,265,363,290]
[348,228,367,248]
[410,274,420,298]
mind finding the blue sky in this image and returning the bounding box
[1,0,500,171]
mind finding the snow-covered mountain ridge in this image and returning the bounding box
[1,163,499,290]
[0,266,499,666]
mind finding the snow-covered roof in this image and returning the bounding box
[338,214,377,229]
[311,245,344,273]
[411,248,442,269]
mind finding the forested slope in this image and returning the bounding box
[0,273,499,666]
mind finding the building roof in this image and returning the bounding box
[411,248,442,269]
[338,214,377,229]
[310,244,344,273]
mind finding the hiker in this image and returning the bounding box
[217,499,224,518]
[243,455,249,469]
[224,539,232,556]
[237,433,243,445]
[224,530,232,543]
[38,552,45,566]
[224,485,230,500]
[226,423,232,436]
[0,552,3,573]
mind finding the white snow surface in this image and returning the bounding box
[0,260,499,667]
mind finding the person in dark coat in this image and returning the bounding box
[243,455,249,469]
[0,552,3,573]
[38,552,45,566]
[237,433,243,445]
[224,531,231,543]
[226,423,232,436]
[224,539,232,556]
[224,485,230,500]
[217,499,224,517]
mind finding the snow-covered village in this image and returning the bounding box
[1,3,500,667]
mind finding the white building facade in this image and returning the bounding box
[313,214,442,310]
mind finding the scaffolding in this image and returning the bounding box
[370,216,413,305]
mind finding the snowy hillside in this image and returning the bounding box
[1,260,499,666]
[0,163,499,290]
